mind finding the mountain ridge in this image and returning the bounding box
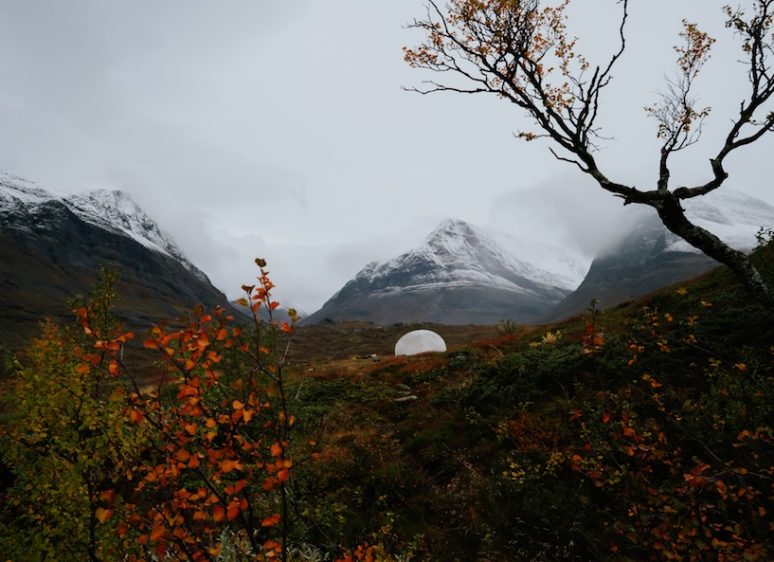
[0,172,230,348]
[545,189,774,321]
[0,173,208,281]
[305,219,583,325]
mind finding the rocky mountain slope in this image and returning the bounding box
[305,219,587,325]
[545,190,774,321]
[0,173,229,348]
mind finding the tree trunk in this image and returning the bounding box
[656,195,773,306]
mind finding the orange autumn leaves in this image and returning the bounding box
[404,0,590,118]
[66,261,301,561]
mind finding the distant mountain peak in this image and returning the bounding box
[545,188,774,322]
[352,218,538,292]
[424,219,489,259]
[0,172,208,282]
[0,171,229,349]
[427,218,476,239]
[305,218,586,325]
[669,189,774,253]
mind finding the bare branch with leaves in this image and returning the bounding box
[405,0,774,305]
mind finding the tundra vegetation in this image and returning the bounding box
[1,242,773,560]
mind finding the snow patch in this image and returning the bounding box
[0,173,52,207]
[664,190,774,254]
[353,218,584,295]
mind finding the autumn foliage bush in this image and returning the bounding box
[559,299,774,560]
[0,271,145,561]
[0,261,317,561]
[471,290,774,560]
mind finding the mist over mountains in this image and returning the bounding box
[547,189,774,320]
[305,190,774,325]
[2,171,773,337]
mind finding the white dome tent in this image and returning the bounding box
[394,329,447,356]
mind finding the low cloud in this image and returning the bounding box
[488,174,635,257]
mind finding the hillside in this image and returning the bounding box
[1,232,772,561]
[0,174,230,349]
[281,242,774,560]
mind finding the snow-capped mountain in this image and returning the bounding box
[666,189,774,253]
[305,219,586,325]
[0,173,207,281]
[0,172,228,347]
[351,219,585,293]
[485,228,589,290]
[546,189,774,321]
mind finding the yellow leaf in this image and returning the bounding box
[220,459,243,473]
[95,507,113,524]
[541,331,559,345]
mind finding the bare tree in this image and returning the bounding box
[404,0,774,305]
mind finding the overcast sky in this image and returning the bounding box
[1,1,772,313]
